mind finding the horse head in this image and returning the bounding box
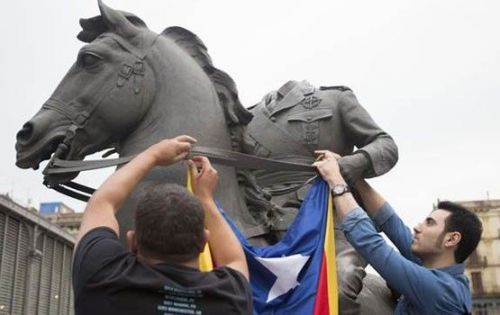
[15,1,156,184]
[15,0,251,187]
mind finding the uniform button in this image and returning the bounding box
[307,116,312,122]
[270,117,277,122]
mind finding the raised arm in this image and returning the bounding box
[315,150,418,262]
[189,156,249,280]
[75,135,196,248]
[313,151,448,306]
[354,179,386,217]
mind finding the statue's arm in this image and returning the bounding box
[337,90,398,182]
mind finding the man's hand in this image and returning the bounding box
[188,156,249,279]
[313,150,361,222]
[188,156,219,200]
[76,135,196,249]
[149,135,196,166]
[313,150,346,187]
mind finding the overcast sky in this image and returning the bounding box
[1,0,499,230]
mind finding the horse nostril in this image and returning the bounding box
[16,122,34,144]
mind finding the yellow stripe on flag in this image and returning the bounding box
[186,168,214,271]
[325,194,338,314]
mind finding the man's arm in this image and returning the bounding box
[357,179,420,260]
[189,156,249,280]
[353,180,385,216]
[336,90,398,183]
[313,151,454,311]
[315,150,418,260]
[75,136,196,249]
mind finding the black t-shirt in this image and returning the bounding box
[73,227,252,315]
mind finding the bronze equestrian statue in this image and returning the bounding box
[241,80,398,314]
[14,2,397,314]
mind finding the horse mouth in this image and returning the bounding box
[15,131,68,170]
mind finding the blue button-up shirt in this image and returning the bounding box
[341,203,472,314]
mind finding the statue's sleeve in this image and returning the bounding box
[338,90,398,177]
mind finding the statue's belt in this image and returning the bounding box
[43,146,316,202]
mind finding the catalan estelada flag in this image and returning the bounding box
[220,179,338,315]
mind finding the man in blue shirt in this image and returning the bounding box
[314,150,482,314]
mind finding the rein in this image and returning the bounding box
[43,146,315,202]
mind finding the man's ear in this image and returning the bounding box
[126,230,138,254]
[444,231,461,248]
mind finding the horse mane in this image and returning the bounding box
[161,27,253,127]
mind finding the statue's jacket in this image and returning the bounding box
[244,80,398,204]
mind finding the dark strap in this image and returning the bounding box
[64,180,96,194]
[50,182,93,202]
[44,145,315,175]
[191,146,314,172]
[44,155,137,174]
[45,147,316,238]
[43,146,315,206]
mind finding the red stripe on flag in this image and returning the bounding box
[313,253,329,315]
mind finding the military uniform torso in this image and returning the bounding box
[242,80,397,232]
[245,81,356,190]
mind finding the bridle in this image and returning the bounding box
[41,33,157,200]
[43,145,316,202]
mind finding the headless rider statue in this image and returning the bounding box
[242,80,398,315]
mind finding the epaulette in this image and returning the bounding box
[319,85,352,92]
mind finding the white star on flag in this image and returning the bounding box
[255,253,310,302]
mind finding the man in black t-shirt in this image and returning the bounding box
[72,135,252,315]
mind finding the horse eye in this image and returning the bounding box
[78,52,102,68]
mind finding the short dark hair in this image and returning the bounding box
[438,201,483,263]
[135,184,205,261]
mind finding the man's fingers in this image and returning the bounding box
[315,150,333,158]
[178,151,190,160]
[191,156,211,167]
[175,135,197,144]
[314,150,341,160]
[178,141,193,153]
[190,156,211,176]
[191,156,203,163]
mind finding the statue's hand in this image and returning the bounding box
[338,153,369,184]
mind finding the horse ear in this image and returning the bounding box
[78,15,107,42]
[98,0,140,39]
[78,12,147,43]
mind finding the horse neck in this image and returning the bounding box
[114,37,253,234]
[118,38,232,156]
